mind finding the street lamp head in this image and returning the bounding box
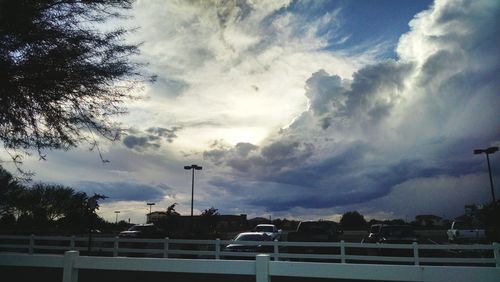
[184,164,202,170]
[474,149,484,155]
[147,202,155,206]
[474,146,499,155]
[474,146,497,204]
[485,146,499,154]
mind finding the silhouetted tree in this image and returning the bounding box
[156,203,180,234]
[25,184,77,221]
[340,211,367,230]
[58,191,106,234]
[201,207,219,217]
[0,166,24,217]
[0,0,154,165]
[201,207,219,234]
[166,203,180,216]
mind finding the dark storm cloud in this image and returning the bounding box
[123,135,159,150]
[76,181,169,202]
[204,140,314,176]
[305,70,347,117]
[209,142,486,213]
[123,126,182,151]
[301,61,414,131]
[146,127,181,143]
[346,61,414,122]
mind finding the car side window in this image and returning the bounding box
[370,226,379,233]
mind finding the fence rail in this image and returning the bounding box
[1,235,499,267]
[1,251,499,282]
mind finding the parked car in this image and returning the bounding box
[253,224,282,240]
[446,220,487,243]
[118,224,165,238]
[287,220,342,242]
[363,224,418,244]
[285,221,342,258]
[224,232,273,257]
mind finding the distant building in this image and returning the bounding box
[147,211,167,223]
[214,214,248,231]
[147,212,248,232]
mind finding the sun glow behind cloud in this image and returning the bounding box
[122,0,365,151]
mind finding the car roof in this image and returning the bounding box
[237,232,268,236]
[132,224,155,227]
[242,232,267,235]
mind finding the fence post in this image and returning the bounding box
[29,234,35,254]
[215,238,221,260]
[70,236,76,251]
[493,242,500,268]
[340,240,346,263]
[63,251,79,282]
[256,254,270,282]
[412,242,419,266]
[113,236,119,257]
[273,239,279,261]
[163,237,169,258]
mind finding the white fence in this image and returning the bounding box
[1,251,499,282]
[0,235,499,267]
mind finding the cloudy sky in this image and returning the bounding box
[5,0,500,224]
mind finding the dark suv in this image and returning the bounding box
[118,224,165,238]
[287,221,342,242]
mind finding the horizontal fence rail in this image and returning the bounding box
[0,235,499,268]
[1,251,499,282]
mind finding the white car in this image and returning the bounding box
[253,224,281,240]
[446,221,487,243]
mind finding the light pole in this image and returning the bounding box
[184,164,202,217]
[147,203,155,214]
[114,211,120,224]
[474,146,498,203]
[146,203,155,223]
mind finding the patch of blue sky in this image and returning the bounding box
[283,0,434,58]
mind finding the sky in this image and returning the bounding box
[4,0,500,224]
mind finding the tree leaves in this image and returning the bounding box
[0,0,153,165]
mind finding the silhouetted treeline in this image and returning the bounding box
[0,166,107,235]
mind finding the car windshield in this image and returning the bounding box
[128,225,152,231]
[380,226,415,237]
[234,234,267,241]
[255,226,274,232]
[453,221,474,229]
